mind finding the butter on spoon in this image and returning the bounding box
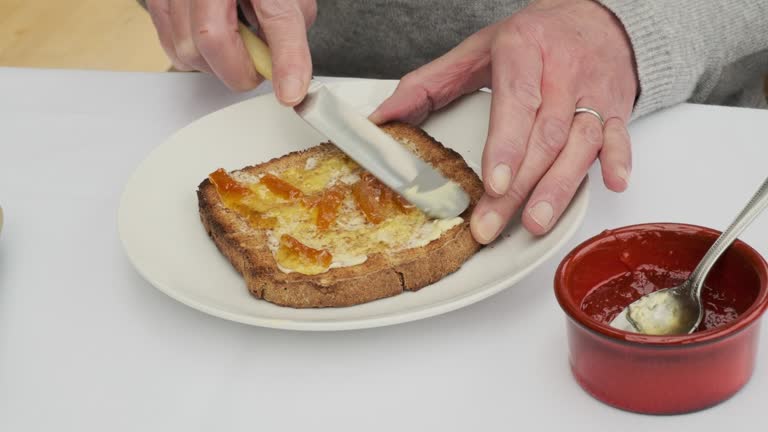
[611,177,768,336]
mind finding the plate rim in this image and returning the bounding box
[118,80,590,331]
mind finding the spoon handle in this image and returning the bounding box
[690,176,768,296]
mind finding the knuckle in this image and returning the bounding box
[253,0,301,23]
[301,0,318,27]
[193,24,228,50]
[504,182,527,204]
[274,58,309,77]
[399,72,420,89]
[549,175,575,197]
[175,40,202,65]
[536,117,569,155]
[506,19,545,43]
[492,25,519,49]
[475,22,500,41]
[606,117,628,136]
[576,120,603,148]
[397,73,431,105]
[492,23,537,56]
[493,133,526,157]
[510,79,542,114]
[146,0,168,14]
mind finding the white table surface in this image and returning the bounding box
[1,67,767,431]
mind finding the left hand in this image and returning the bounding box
[370,0,638,243]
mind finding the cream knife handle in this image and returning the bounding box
[237,22,273,80]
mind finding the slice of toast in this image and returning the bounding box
[197,122,484,308]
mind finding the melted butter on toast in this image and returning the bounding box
[210,150,463,275]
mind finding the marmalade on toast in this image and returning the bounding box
[209,151,463,275]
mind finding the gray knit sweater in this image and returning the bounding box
[141,0,768,118]
[309,0,768,118]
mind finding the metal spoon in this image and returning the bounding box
[610,177,768,335]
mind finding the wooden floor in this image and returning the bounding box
[0,0,170,71]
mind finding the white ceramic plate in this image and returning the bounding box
[118,79,589,331]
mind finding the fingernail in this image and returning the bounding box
[475,210,503,244]
[489,164,512,195]
[616,166,631,185]
[529,201,554,228]
[278,76,305,104]
[171,60,193,72]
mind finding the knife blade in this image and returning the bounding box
[237,23,470,219]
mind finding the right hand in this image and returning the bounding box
[146,0,317,105]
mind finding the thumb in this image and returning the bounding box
[251,0,312,106]
[368,78,435,126]
[369,30,494,125]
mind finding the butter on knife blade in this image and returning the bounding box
[294,83,470,219]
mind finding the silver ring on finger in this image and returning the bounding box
[574,107,605,126]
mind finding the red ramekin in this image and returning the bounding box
[555,223,768,414]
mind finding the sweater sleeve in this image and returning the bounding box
[596,0,768,118]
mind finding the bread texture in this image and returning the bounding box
[197,122,484,308]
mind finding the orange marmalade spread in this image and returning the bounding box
[209,152,463,275]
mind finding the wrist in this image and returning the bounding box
[594,0,675,119]
[588,0,640,107]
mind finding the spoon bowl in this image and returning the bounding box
[611,177,768,335]
[610,282,701,335]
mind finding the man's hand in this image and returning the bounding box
[146,0,317,105]
[370,0,638,243]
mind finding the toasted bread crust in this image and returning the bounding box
[197,122,484,308]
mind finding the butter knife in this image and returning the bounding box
[238,24,470,219]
